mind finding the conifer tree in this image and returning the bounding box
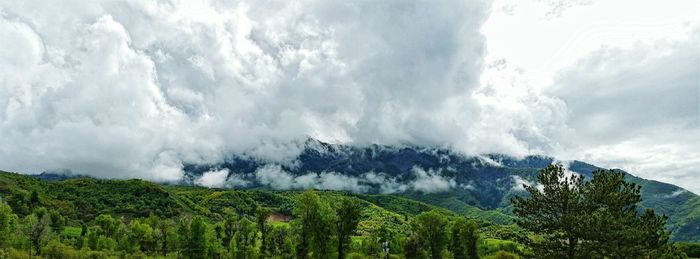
[335,198,362,259]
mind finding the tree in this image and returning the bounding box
[48,210,65,233]
[230,217,258,259]
[146,215,175,256]
[581,170,673,258]
[268,224,294,258]
[29,190,41,209]
[94,214,119,238]
[511,164,587,258]
[218,208,238,250]
[188,216,208,258]
[450,217,479,259]
[512,165,677,258]
[24,213,52,255]
[335,198,362,259]
[0,200,18,247]
[414,210,449,259]
[294,190,337,259]
[255,206,271,257]
[6,192,30,216]
[125,219,154,253]
[404,233,425,259]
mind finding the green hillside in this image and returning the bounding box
[1,169,700,258]
[0,170,531,258]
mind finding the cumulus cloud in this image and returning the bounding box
[510,175,532,191]
[0,0,499,180]
[194,168,229,188]
[253,165,368,192]
[549,29,700,192]
[249,165,457,194]
[0,0,698,195]
[409,167,457,193]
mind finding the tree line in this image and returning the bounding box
[0,189,487,259]
[0,165,695,258]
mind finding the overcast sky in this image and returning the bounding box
[0,0,698,192]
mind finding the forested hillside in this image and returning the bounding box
[1,167,700,258]
[0,170,527,258]
[176,140,700,242]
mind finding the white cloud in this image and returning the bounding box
[550,30,700,193]
[251,165,459,194]
[510,175,532,191]
[409,167,457,193]
[0,0,697,195]
[194,168,229,188]
[253,165,368,192]
[0,0,495,180]
[659,189,688,199]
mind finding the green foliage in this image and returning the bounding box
[180,216,209,258]
[230,216,258,259]
[483,250,520,259]
[511,164,586,258]
[414,210,449,259]
[0,200,18,247]
[512,165,680,258]
[294,190,337,259]
[0,170,692,258]
[677,242,700,257]
[255,205,271,257]
[450,217,479,259]
[336,197,363,259]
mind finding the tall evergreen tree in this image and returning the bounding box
[511,164,587,258]
[335,198,362,259]
[582,170,673,258]
[255,206,271,257]
[450,217,479,259]
[230,217,258,259]
[189,216,208,258]
[512,165,677,258]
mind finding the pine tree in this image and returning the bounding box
[511,164,587,258]
[512,165,677,258]
[581,170,673,258]
[450,217,479,259]
[255,206,271,257]
[335,198,362,259]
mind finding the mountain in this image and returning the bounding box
[181,139,700,241]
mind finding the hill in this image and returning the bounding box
[177,139,700,241]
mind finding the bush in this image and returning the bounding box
[42,239,80,259]
[347,252,369,259]
[485,250,520,259]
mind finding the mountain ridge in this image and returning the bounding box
[178,139,700,241]
[18,139,700,241]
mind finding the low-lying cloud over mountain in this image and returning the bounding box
[0,0,698,192]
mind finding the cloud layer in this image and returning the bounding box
[0,0,698,193]
[0,0,493,181]
[194,165,457,194]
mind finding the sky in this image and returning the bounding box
[0,0,698,192]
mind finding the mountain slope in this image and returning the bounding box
[180,139,700,241]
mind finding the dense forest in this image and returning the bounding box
[0,165,700,258]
